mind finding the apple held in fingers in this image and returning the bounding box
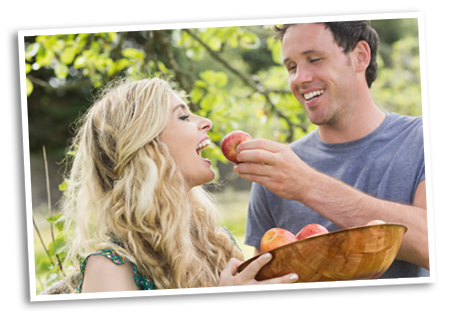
[221,130,252,164]
[260,228,298,252]
[296,223,329,240]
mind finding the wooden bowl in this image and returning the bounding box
[237,223,407,282]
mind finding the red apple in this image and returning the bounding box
[295,223,329,240]
[260,228,297,252]
[366,219,386,226]
[221,130,253,164]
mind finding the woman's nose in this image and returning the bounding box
[199,116,212,132]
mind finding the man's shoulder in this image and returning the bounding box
[289,130,319,150]
[387,112,422,129]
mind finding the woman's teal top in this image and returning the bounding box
[75,228,239,292]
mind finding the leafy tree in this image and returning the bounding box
[371,36,422,116]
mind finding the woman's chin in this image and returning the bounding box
[187,169,216,190]
[202,169,216,185]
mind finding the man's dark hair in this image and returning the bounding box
[275,21,379,88]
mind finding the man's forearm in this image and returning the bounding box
[297,170,429,270]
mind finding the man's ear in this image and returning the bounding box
[353,40,371,73]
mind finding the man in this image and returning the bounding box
[236,21,429,278]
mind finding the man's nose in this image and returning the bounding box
[292,66,313,86]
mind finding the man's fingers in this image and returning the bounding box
[235,160,273,176]
[237,138,284,153]
[237,149,276,164]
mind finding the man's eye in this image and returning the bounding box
[288,65,296,71]
[310,58,322,63]
[180,114,190,121]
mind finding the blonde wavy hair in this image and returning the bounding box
[61,77,244,290]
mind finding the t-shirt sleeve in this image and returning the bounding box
[412,120,426,200]
[244,182,277,249]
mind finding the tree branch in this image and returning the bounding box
[112,32,128,61]
[27,75,91,91]
[183,28,305,142]
[183,29,259,91]
[143,31,162,73]
[33,215,55,268]
[153,30,195,92]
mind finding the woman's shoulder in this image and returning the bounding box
[75,249,155,293]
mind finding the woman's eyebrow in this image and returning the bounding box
[172,103,189,113]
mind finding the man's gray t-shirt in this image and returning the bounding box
[245,112,429,278]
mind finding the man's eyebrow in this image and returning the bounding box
[301,49,318,55]
[173,103,189,112]
[283,49,322,64]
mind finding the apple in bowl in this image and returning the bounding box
[296,223,329,240]
[260,228,297,252]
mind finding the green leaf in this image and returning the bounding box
[58,180,68,192]
[25,42,40,59]
[60,47,77,64]
[122,48,145,61]
[200,94,216,111]
[36,48,54,67]
[25,63,31,74]
[157,61,169,73]
[26,77,33,96]
[267,36,283,65]
[240,32,260,49]
[115,58,132,72]
[73,56,87,68]
[90,41,101,53]
[199,70,228,87]
[271,41,283,65]
[54,62,69,79]
[46,214,64,232]
[107,32,117,42]
[48,232,66,257]
[190,87,204,103]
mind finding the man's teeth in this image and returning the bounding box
[196,139,211,151]
[304,90,324,101]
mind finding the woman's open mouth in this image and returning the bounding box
[196,138,211,162]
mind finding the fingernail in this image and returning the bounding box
[289,274,298,282]
[263,253,271,260]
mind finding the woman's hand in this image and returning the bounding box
[218,253,298,286]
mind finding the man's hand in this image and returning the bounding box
[234,139,314,201]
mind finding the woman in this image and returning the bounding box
[60,77,298,292]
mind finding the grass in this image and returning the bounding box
[33,214,60,292]
[213,189,255,259]
[32,189,255,292]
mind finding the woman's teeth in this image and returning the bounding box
[304,89,324,101]
[196,139,211,154]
